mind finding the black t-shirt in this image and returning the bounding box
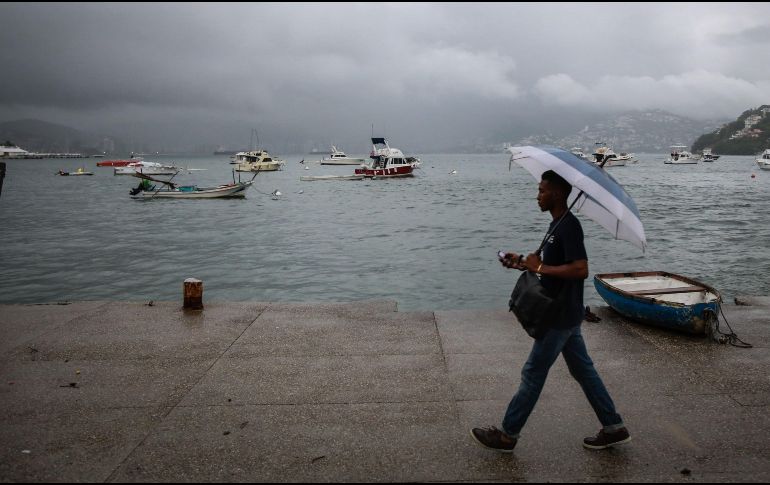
[540,211,587,328]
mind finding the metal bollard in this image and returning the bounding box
[183,278,203,310]
[0,162,5,197]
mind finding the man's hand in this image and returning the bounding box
[500,252,527,270]
[522,253,543,272]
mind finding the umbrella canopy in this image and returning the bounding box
[507,146,647,251]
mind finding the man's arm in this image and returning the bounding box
[522,254,588,280]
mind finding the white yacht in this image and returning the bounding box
[593,145,627,167]
[665,145,698,164]
[755,149,770,171]
[702,148,720,162]
[570,147,588,160]
[319,145,366,165]
[234,150,285,172]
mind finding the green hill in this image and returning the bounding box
[692,105,770,155]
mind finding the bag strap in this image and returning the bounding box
[530,208,572,259]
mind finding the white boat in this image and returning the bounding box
[130,182,253,199]
[570,147,588,160]
[702,148,720,162]
[319,146,366,165]
[593,145,626,167]
[616,152,636,164]
[234,150,285,172]
[756,149,770,170]
[665,145,698,164]
[114,161,179,175]
[129,173,254,199]
[354,137,415,178]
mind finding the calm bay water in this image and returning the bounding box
[1,153,768,310]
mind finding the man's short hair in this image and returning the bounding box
[541,170,572,197]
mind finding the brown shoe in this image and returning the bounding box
[470,426,517,453]
[583,427,631,449]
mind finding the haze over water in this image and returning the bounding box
[1,153,768,310]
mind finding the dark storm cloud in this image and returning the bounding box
[1,3,769,151]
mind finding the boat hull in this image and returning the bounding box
[594,272,721,335]
[319,159,366,165]
[755,160,770,171]
[115,167,177,175]
[131,182,252,199]
[354,166,414,178]
[235,163,283,172]
[97,160,140,167]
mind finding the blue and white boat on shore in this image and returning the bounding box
[594,271,721,335]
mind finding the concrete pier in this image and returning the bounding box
[1,298,768,482]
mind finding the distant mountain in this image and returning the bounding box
[692,105,770,155]
[542,110,726,153]
[0,119,121,154]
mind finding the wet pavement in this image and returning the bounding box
[1,297,768,482]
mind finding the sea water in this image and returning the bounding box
[1,153,768,310]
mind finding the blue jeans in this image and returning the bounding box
[502,325,624,439]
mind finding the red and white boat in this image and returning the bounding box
[97,154,144,167]
[97,159,141,167]
[114,161,179,176]
[354,137,415,178]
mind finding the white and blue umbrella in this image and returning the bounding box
[507,146,647,251]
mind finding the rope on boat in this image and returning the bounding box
[704,307,753,348]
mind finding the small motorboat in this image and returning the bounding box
[318,145,366,165]
[594,271,721,335]
[701,148,720,162]
[755,149,770,171]
[57,168,93,176]
[129,172,255,199]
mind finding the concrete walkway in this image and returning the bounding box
[1,298,768,482]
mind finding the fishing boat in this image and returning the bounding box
[129,172,255,199]
[755,149,770,170]
[318,145,366,165]
[702,148,720,162]
[354,137,415,178]
[234,149,285,172]
[57,168,94,176]
[594,271,721,335]
[570,147,588,160]
[592,145,627,167]
[665,145,698,164]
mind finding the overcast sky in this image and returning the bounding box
[2,2,769,151]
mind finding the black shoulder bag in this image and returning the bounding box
[508,212,571,339]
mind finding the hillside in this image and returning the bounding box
[0,119,120,154]
[511,110,724,153]
[692,105,770,155]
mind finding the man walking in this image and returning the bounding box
[470,170,630,453]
